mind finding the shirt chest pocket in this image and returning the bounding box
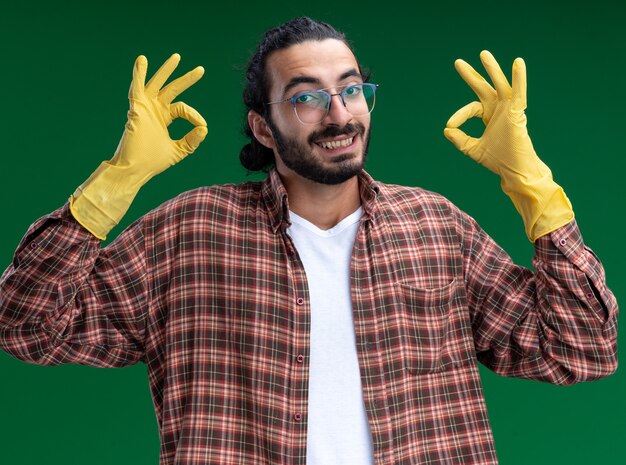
[398,279,471,374]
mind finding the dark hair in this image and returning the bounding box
[239,17,357,172]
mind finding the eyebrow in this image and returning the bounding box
[282,68,362,97]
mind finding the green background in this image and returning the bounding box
[0,0,623,463]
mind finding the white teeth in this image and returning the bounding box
[318,137,354,149]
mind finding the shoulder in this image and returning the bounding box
[372,180,484,241]
[370,181,495,258]
[140,181,265,232]
[153,181,263,214]
[375,180,463,218]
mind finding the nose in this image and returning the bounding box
[323,93,352,126]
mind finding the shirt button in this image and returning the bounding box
[296,354,304,363]
[559,238,567,246]
[296,297,304,306]
[294,413,302,421]
[29,242,38,249]
[586,292,594,299]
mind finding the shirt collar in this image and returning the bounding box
[262,168,380,233]
[262,169,290,233]
[357,169,381,222]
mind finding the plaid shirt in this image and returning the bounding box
[0,169,618,465]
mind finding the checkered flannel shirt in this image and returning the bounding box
[0,169,618,464]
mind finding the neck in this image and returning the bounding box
[277,168,361,231]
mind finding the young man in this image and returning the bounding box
[0,17,617,465]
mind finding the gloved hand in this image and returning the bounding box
[70,53,208,240]
[443,50,573,242]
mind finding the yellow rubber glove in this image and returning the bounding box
[443,51,573,242]
[70,53,208,240]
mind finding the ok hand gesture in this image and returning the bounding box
[71,54,208,240]
[443,51,573,241]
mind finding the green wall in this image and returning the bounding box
[0,1,623,463]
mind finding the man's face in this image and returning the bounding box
[264,39,371,185]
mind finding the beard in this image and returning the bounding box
[267,118,371,185]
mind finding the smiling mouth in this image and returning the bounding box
[315,136,355,150]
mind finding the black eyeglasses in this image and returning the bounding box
[266,83,378,124]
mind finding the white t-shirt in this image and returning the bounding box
[287,207,374,465]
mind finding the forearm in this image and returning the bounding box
[0,203,146,367]
[460,215,618,384]
[527,221,617,381]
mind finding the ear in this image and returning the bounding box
[248,110,276,149]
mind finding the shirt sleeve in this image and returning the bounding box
[0,203,149,367]
[455,211,618,385]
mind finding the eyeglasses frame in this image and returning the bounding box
[265,82,379,124]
